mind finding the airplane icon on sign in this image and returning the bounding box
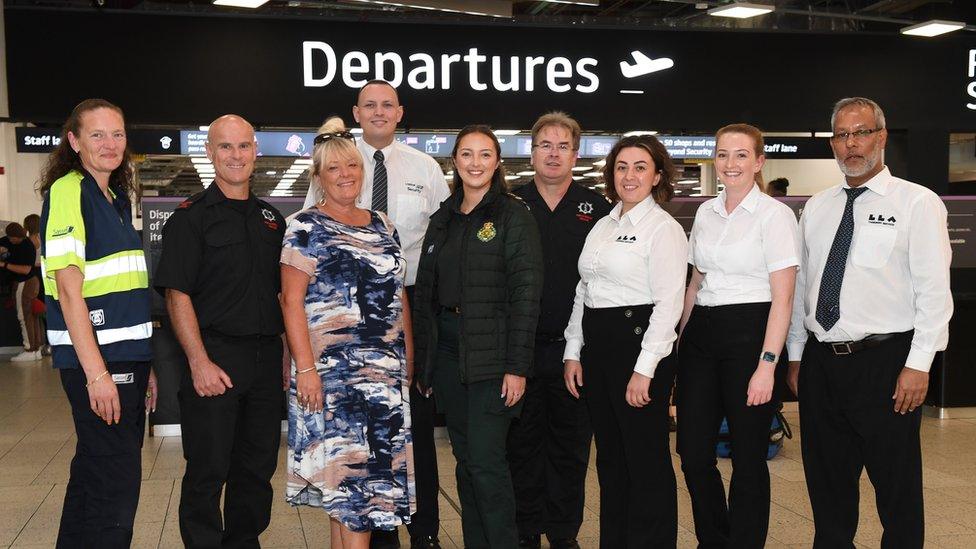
[620,51,675,78]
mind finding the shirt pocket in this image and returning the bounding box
[395,194,429,229]
[851,224,897,268]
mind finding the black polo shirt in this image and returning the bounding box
[153,184,286,337]
[513,181,612,339]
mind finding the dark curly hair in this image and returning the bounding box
[39,98,135,198]
[602,134,676,204]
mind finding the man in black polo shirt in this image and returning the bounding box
[508,112,611,549]
[154,115,286,548]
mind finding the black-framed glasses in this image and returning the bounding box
[313,131,355,145]
[831,128,883,142]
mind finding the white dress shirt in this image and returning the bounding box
[357,139,451,286]
[786,167,953,372]
[563,195,689,378]
[690,184,800,306]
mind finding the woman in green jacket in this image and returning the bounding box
[413,125,543,549]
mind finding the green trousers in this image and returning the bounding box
[432,312,522,549]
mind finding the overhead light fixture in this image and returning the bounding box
[517,170,536,177]
[190,157,212,164]
[900,19,965,37]
[293,159,313,165]
[494,129,520,136]
[265,171,277,176]
[343,0,511,18]
[584,171,602,177]
[213,0,270,8]
[572,166,590,172]
[592,159,606,167]
[708,2,773,19]
[623,130,658,136]
[572,176,584,181]
[505,175,520,180]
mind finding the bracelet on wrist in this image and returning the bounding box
[86,370,110,388]
[297,366,316,375]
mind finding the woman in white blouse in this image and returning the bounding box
[676,123,799,549]
[562,135,688,548]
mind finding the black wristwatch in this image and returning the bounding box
[760,351,778,364]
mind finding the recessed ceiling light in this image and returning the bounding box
[900,19,965,37]
[213,0,269,8]
[708,2,773,19]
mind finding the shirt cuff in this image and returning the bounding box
[787,341,806,362]
[633,349,661,378]
[905,348,935,373]
[766,257,799,273]
[563,339,583,362]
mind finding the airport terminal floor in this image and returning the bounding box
[2,359,976,548]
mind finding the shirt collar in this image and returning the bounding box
[610,194,657,224]
[831,166,892,197]
[204,182,256,208]
[357,138,396,164]
[712,183,761,218]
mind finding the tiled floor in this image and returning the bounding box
[2,359,976,548]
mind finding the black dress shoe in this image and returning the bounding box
[518,534,541,548]
[370,528,401,548]
[548,538,581,549]
[410,535,442,549]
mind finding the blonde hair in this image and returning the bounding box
[311,116,363,182]
[715,123,766,193]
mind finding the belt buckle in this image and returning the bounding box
[831,342,853,355]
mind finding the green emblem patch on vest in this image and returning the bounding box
[477,222,497,242]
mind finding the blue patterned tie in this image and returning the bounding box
[371,150,388,213]
[815,186,868,331]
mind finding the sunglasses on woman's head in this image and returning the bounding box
[313,131,355,145]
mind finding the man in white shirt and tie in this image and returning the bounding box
[353,79,451,549]
[787,97,953,549]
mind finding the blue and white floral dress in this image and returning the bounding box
[281,207,415,532]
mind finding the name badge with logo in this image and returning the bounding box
[89,309,105,326]
[112,373,135,384]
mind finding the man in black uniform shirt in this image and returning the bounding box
[508,112,611,549]
[154,115,287,548]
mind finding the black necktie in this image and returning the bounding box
[815,186,868,331]
[371,149,388,213]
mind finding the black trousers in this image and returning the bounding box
[57,361,150,549]
[507,339,591,540]
[432,311,521,549]
[676,302,775,549]
[581,305,677,549]
[178,333,283,549]
[799,331,922,549]
[372,286,440,548]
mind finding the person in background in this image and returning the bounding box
[21,214,45,359]
[282,118,415,549]
[768,177,790,197]
[154,114,286,548]
[0,222,37,361]
[38,98,157,547]
[413,125,543,549]
[352,79,450,549]
[563,134,687,548]
[676,124,800,549]
[507,111,611,549]
[787,97,952,548]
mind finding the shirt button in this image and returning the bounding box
[624,309,633,318]
[634,326,643,335]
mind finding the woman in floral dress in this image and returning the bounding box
[280,119,415,548]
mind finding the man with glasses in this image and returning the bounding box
[508,112,611,549]
[353,80,451,549]
[786,97,952,548]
